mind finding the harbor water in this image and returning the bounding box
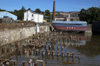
[0,32,100,66]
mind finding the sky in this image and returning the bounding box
[0,0,100,12]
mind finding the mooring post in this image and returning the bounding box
[29,49,32,55]
[2,47,5,54]
[72,52,74,58]
[47,50,50,55]
[67,52,70,58]
[62,46,64,51]
[48,45,51,50]
[57,51,59,56]
[28,59,32,64]
[42,62,45,66]
[34,62,38,66]
[10,60,17,65]
[6,62,10,66]
[22,61,26,66]
[42,50,45,56]
[44,45,46,49]
[78,52,81,59]
[7,48,10,53]
[23,49,27,54]
[36,50,38,56]
[18,50,21,55]
[52,51,55,56]
[62,51,64,57]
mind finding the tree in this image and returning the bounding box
[79,9,87,21]
[17,6,26,20]
[41,11,44,14]
[35,8,41,13]
[45,10,50,16]
[0,8,6,11]
[79,7,100,23]
[44,10,52,22]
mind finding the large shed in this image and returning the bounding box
[0,11,17,20]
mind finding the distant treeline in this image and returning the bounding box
[0,6,53,21]
[79,7,100,23]
[1,6,100,23]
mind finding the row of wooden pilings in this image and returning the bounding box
[42,50,80,59]
[15,43,81,59]
[0,32,82,66]
[1,59,45,66]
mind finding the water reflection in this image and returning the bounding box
[77,35,100,57]
[0,32,100,66]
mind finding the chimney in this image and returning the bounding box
[53,1,55,21]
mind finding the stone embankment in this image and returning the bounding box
[0,23,50,46]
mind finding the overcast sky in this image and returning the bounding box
[0,0,100,12]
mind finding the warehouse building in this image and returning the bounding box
[0,11,17,20]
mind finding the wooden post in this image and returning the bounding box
[72,52,74,58]
[42,62,45,66]
[44,45,46,49]
[2,48,5,54]
[29,49,32,55]
[34,62,38,66]
[62,46,64,51]
[48,45,51,50]
[42,50,45,56]
[52,51,55,56]
[47,50,50,55]
[67,52,70,58]
[62,51,64,57]
[23,49,27,54]
[29,59,32,64]
[57,51,59,56]
[7,48,10,53]
[18,50,21,55]
[78,52,80,59]
[36,50,38,56]
[22,61,26,66]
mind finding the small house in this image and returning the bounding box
[24,10,44,23]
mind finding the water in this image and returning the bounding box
[0,32,100,66]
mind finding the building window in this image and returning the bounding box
[32,14,34,17]
[71,19,73,21]
[75,13,78,17]
[31,19,33,20]
[71,14,74,17]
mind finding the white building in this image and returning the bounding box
[24,10,44,23]
[0,11,17,20]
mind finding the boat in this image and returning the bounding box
[52,1,87,32]
[52,21,87,31]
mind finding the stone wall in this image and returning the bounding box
[0,23,50,46]
[40,24,50,33]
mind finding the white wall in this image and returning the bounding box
[34,14,43,23]
[24,10,33,21]
[24,10,44,23]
